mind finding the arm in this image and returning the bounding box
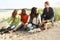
[25,15,30,25]
[15,15,21,26]
[41,8,46,17]
[41,8,46,20]
[38,14,41,24]
[51,8,54,17]
[27,16,30,23]
[48,7,54,19]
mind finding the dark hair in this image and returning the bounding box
[45,1,49,5]
[30,7,38,18]
[12,9,17,18]
[29,7,38,23]
[21,9,26,14]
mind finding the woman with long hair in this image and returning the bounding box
[13,9,29,31]
[0,9,21,33]
[26,7,41,31]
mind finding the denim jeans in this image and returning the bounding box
[13,22,23,31]
[49,17,54,26]
[26,23,37,31]
[7,24,15,31]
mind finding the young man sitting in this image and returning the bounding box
[41,1,54,30]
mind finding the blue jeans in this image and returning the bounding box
[49,17,54,26]
[7,24,15,31]
[26,23,37,31]
[14,23,25,31]
[19,24,25,31]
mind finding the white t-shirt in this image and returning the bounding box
[32,14,41,25]
[28,14,41,25]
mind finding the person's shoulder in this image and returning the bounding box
[16,15,19,17]
[49,7,53,9]
[26,14,29,16]
[43,8,46,10]
[44,8,46,9]
[16,15,21,18]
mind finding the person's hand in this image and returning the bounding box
[24,23,28,28]
[42,20,47,23]
[41,20,47,25]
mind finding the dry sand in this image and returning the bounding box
[0,21,60,40]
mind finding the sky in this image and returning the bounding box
[0,0,60,9]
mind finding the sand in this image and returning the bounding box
[0,21,60,40]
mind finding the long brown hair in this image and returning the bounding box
[29,7,38,23]
[12,9,17,18]
[30,7,38,18]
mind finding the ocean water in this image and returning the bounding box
[0,10,13,19]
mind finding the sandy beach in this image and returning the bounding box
[0,10,60,40]
[0,21,60,40]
